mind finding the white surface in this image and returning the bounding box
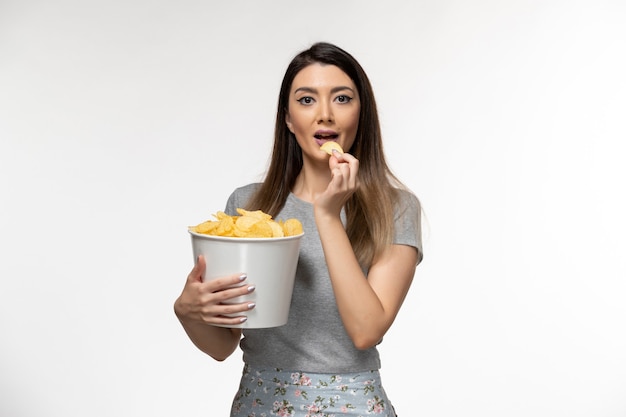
[1,1,625,416]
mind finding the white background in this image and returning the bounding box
[1,1,625,416]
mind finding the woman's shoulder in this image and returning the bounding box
[225,183,262,212]
[394,187,421,210]
[390,187,423,227]
[231,182,262,197]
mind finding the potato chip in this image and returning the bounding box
[268,220,285,238]
[190,208,303,238]
[248,221,273,238]
[282,218,304,236]
[236,208,272,221]
[235,215,261,231]
[191,220,219,234]
[215,214,235,236]
[234,215,269,238]
[320,141,343,155]
[216,211,233,221]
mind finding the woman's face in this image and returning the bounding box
[285,63,360,162]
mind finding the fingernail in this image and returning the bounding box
[247,302,256,309]
[239,274,247,281]
[247,285,256,292]
[239,317,247,323]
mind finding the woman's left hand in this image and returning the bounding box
[314,150,360,216]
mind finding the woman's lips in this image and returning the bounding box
[314,130,338,139]
[314,130,339,147]
[314,137,338,147]
[314,130,339,146]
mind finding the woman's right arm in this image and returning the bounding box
[173,255,256,361]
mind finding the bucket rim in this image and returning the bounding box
[188,230,304,242]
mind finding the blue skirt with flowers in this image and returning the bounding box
[230,364,398,416]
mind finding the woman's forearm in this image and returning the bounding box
[314,213,387,348]
[174,302,242,361]
[315,212,418,350]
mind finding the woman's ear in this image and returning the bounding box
[285,113,294,133]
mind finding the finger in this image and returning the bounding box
[348,157,359,188]
[329,165,346,189]
[334,152,358,186]
[201,297,256,325]
[335,150,358,162]
[203,272,249,292]
[210,315,250,326]
[216,301,256,316]
[212,282,256,301]
[337,162,352,185]
[328,153,340,170]
[332,149,344,161]
[328,148,352,165]
[331,151,352,169]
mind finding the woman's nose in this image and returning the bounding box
[317,101,333,123]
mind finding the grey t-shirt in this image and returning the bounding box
[225,183,422,373]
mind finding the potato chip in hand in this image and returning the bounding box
[320,141,343,155]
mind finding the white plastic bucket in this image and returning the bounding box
[189,231,303,328]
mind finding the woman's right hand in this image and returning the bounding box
[174,255,256,327]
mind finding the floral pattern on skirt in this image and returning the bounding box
[230,364,397,417]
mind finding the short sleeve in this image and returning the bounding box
[224,183,261,216]
[224,191,238,216]
[393,190,423,264]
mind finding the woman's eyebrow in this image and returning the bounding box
[294,86,355,94]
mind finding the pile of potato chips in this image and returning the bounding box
[189,208,303,238]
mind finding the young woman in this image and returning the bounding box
[175,42,423,416]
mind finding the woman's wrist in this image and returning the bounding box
[313,205,342,226]
[313,198,344,218]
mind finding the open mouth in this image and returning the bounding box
[314,130,339,147]
[314,133,339,140]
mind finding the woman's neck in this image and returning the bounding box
[292,160,332,203]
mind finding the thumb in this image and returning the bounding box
[189,255,206,283]
[328,153,340,170]
[328,149,346,168]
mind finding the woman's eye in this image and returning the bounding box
[335,95,352,103]
[297,97,314,105]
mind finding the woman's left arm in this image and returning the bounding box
[314,151,419,350]
[315,213,418,350]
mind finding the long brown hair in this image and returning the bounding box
[246,42,407,267]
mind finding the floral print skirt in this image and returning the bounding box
[230,364,398,416]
